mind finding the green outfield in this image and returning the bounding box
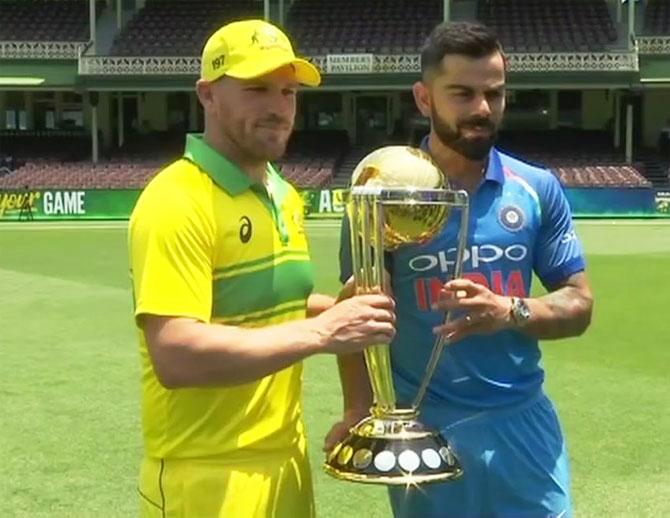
[0,220,668,517]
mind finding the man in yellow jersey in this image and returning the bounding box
[128,19,396,518]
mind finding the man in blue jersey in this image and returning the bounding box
[327,21,594,518]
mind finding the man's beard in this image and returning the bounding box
[223,122,290,163]
[430,105,498,161]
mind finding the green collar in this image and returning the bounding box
[183,133,285,197]
[183,133,290,243]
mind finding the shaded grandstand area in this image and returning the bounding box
[109,0,261,56]
[106,0,446,58]
[477,0,619,52]
[286,0,441,55]
[496,130,651,187]
[0,0,667,193]
[0,129,349,189]
[0,129,659,190]
[0,0,100,42]
[643,0,670,34]
[0,130,173,189]
[276,130,350,187]
[496,129,635,169]
[97,0,627,58]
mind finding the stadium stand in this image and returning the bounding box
[0,131,171,189]
[276,130,349,187]
[0,0,664,194]
[0,0,101,41]
[477,0,619,52]
[496,129,625,166]
[497,130,652,187]
[553,165,651,188]
[0,160,158,189]
[0,129,350,190]
[0,130,91,162]
[285,0,442,55]
[0,128,654,190]
[643,0,670,35]
[109,0,261,56]
[327,130,652,189]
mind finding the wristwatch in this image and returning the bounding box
[510,297,531,327]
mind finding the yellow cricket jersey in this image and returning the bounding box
[128,133,314,460]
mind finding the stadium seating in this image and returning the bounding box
[276,157,336,187]
[0,0,101,42]
[0,130,91,161]
[109,0,260,56]
[0,129,350,190]
[0,131,173,189]
[496,130,652,187]
[497,129,622,165]
[553,165,651,188]
[0,127,653,189]
[477,0,619,52]
[285,0,441,55]
[276,130,349,187]
[0,160,159,189]
[643,0,670,34]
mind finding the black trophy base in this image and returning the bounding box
[324,413,463,485]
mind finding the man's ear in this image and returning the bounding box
[195,79,213,110]
[412,81,431,118]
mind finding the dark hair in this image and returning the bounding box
[420,21,504,77]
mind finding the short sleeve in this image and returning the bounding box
[533,173,586,288]
[129,183,214,323]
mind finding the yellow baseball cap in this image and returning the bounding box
[200,19,321,87]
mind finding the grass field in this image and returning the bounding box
[1,220,669,517]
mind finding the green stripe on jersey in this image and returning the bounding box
[213,248,310,279]
[215,300,307,326]
[212,258,313,319]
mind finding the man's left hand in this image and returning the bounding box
[323,408,369,452]
[432,279,514,343]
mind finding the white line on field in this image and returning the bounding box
[0,222,128,230]
[575,219,670,225]
[1,218,668,232]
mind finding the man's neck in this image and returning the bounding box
[203,128,267,185]
[427,133,488,193]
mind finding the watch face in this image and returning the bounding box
[515,298,531,322]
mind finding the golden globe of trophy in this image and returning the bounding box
[324,145,470,485]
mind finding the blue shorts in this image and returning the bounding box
[389,392,572,518]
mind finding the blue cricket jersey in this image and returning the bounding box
[339,142,586,411]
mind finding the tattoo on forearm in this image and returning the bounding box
[531,284,593,339]
[543,287,582,315]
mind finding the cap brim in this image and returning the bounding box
[225,55,321,87]
[291,58,322,87]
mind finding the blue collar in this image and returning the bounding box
[420,135,505,185]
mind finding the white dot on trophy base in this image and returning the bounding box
[421,448,442,469]
[374,451,396,472]
[398,450,421,472]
